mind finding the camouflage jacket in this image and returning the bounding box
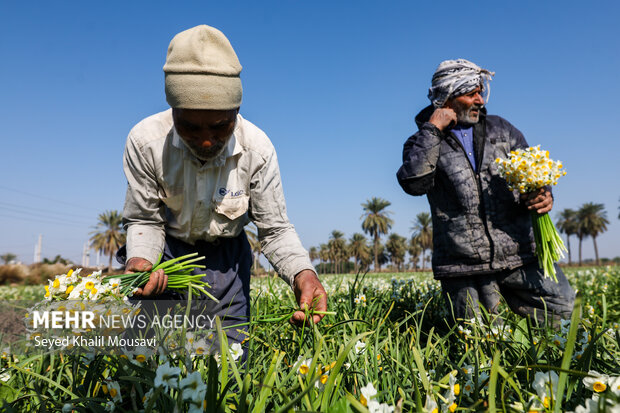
[396,106,537,278]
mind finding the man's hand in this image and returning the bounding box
[125,257,168,297]
[520,187,553,214]
[291,270,328,326]
[429,107,457,131]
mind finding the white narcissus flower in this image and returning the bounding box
[458,325,472,336]
[142,388,154,407]
[180,371,207,404]
[532,371,559,408]
[462,379,474,396]
[107,380,122,403]
[154,362,181,391]
[230,342,244,361]
[355,340,366,355]
[61,403,73,413]
[297,357,312,376]
[315,371,330,389]
[424,395,439,413]
[368,399,394,413]
[552,334,567,348]
[461,364,474,377]
[360,382,377,407]
[573,396,606,413]
[104,401,116,412]
[609,376,620,396]
[583,370,610,393]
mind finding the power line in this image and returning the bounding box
[0,203,93,225]
[0,200,95,221]
[0,185,109,212]
[0,212,91,228]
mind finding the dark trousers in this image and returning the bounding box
[440,261,575,325]
[116,232,252,350]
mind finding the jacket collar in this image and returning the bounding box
[171,115,243,167]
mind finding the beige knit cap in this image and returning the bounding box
[164,25,242,109]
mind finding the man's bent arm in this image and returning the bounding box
[248,145,315,287]
[122,132,166,266]
[396,122,445,196]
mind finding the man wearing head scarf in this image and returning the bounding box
[118,25,327,346]
[396,59,574,324]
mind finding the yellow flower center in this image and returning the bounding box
[449,402,457,412]
[102,384,108,394]
[53,279,60,289]
[109,388,117,398]
[196,348,205,355]
[593,381,606,392]
[360,394,367,407]
[432,408,438,413]
[543,396,550,408]
[67,269,73,277]
[299,365,309,375]
[136,354,146,363]
[454,383,460,395]
[85,281,94,290]
[320,374,329,384]
[66,286,74,295]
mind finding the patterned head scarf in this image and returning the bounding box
[428,59,495,108]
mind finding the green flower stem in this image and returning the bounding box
[104,253,214,300]
[531,212,567,282]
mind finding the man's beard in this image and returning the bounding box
[453,101,483,125]
[182,138,228,161]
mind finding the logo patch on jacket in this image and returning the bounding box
[218,187,245,197]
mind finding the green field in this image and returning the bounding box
[0,267,618,412]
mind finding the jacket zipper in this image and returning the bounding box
[447,131,496,267]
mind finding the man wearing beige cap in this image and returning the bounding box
[117,25,327,344]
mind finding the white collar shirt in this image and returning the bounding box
[122,109,314,286]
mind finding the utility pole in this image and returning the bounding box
[82,243,90,267]
[33,234,42,263]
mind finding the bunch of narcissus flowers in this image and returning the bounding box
[45,268,123,301]
[495,146,567,281]
[44,253,217,302]
[495,145,566,193]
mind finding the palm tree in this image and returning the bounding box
[361,197,394,272]
[385,233,407,272]
[245,223,262,274]
[328,230,347,274]
[577,203,609,266]
[308,246,319,267]
[411,212,433,270]
[556,208,578,265]
[1,253,16,265]
[349,233,371,273]
[319,243,330,275]
[90,210,126,273]
[408,238,423,270]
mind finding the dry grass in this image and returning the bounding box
[0,264,28,285]
[0,263,75,285]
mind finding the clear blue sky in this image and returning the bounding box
[1,0,618,265]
